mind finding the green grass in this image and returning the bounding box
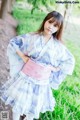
[13,8,80,120]
[52,41,80,120]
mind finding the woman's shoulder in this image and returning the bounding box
[20,32,40,41]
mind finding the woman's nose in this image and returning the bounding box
[49,24,53,29]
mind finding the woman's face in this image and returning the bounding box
[43,18,59,35]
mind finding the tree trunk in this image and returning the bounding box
[0,0,18,84]
[0,0,7,18]
[7,0,13,13]
[0,0,16,18]
[64,4,73,30]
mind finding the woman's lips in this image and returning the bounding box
[47,28,52,32]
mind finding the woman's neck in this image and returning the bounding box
[42,32,52,43]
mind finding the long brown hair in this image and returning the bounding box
[37,11,64,42]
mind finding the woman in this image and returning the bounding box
[0,11,75,120]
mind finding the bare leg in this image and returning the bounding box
[24,113,34,120]
[13,110,20,120]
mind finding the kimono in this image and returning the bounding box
[0,32,75,119]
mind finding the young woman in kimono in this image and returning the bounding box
[0,11,75,120]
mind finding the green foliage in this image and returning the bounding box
[13,8,80,120]
[27,0,56,13]
[13,9,46,34]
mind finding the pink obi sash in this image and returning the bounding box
[21,59,51,81]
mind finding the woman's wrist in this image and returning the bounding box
[55,67,60,72]
[22,55,29,63]
[49,65,60,72]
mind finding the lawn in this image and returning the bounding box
[13,8,80,120]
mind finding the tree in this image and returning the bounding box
[0,0,18,83]
[0,0,18,28]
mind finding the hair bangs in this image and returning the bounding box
[53,17,62,28]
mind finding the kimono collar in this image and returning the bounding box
[40,33,54,46]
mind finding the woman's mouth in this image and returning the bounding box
[47,28,52,32]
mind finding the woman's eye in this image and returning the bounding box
[48,20,52,23]
[54,24,57,27]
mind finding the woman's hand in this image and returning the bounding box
[47,65,60,72]
[22,55,29,63]
[16,50,29,63]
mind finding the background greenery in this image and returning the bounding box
[13,8,80,120]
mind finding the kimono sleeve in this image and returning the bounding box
[7,33,31,54]
[49,44,75,90]
[58,45,75,75]
[6,33,32,78]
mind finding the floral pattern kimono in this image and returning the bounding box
[0,33,75,119]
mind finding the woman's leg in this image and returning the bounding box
[13,110,20,120]
[24,113,34,120]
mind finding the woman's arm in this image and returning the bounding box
[7,33,31,54]
[7,33,31,63]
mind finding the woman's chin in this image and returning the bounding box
[47,32,52,35]
[47,30,53,35]
[43,30,52,36]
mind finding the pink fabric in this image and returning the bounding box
[21,59,51,81]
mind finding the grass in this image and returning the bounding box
[52,41,80,120]
[13,8,80,120]
[13,9,46,34]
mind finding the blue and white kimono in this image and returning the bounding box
[0,32,75,119]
